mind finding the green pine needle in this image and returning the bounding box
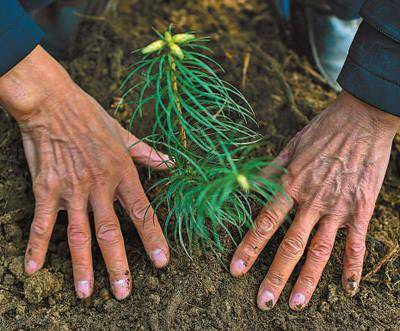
[119,28,282,254]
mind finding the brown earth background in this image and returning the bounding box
[0,0,399,330]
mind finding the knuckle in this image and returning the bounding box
[308,240,333,263]
[71,261,91,274]
[299,274,317,289]
[267,271,285,288]
[346,262,363,273]
[280,235,306,260]
[92,166,113,182]
[96,222,120,246]
[345,257,364,273]
[286,163,298,178]
[65,168,90,187]
[253,211,278,239]
[128,197,152,223]
[31,219,50,238]
[242,238,261,257]
[348,241,365,259]
[33,171,60,197]
[68,225,91,248]
[235,243,256,263]
[284,183,298,201]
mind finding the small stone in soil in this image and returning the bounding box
[319,301,330,313]
[5,244,20,256]
[145,276,159,290]
[149,293,161,305]
[8,256,25,281]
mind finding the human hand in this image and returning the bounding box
[0,46,170,300]
[230,91,400,310]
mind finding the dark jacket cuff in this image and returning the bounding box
[360,0,400,43]
[338,56,400,117]
[0,1,44,76]
[338,22,400,117]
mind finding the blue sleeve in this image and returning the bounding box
[0,0,44,76]
[337,0,400,117]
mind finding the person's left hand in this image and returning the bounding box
[229,92,399,311]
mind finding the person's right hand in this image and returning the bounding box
[0,46,170,300]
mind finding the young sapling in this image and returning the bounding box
[118,27,282,254]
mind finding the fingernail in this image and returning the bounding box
[112,279,131,300]
[151,249,168,267]
[258,290,275,310]
[231,259,246,276]
[26,260,38,274]
[76,280,91,298]
[346,276,358,296]
[290,292,306,310]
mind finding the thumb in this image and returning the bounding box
[119,126,173,171]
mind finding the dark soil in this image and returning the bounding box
[0,0,399,330]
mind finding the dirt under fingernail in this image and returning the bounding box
[347,275,358,293]
[265,300,274,309]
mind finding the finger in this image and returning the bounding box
[260,147,291,180]
[257,209,319,311]
[120,127,172,170]
[25,197,58,275]
[342,220,368,296]
[229,146,292,275]
[118,167,170,268]
[230,192,293,277]
[67,207,94,299]
[289,218,338,310]
[90,191,131,300]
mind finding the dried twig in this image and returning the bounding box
[302,61,328,85]
[282,51,328,86]
[264,58,309,125]
[363,244,399,281]
[254,45,309,126]
[241,49,251,91]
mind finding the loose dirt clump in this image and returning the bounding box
[23,269,64,305]
[0,0,399,330]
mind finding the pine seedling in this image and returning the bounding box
[118,26,282,255]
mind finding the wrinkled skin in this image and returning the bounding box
[2,44,399,312]
[230,91,400,310]
[0,46,170,300]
